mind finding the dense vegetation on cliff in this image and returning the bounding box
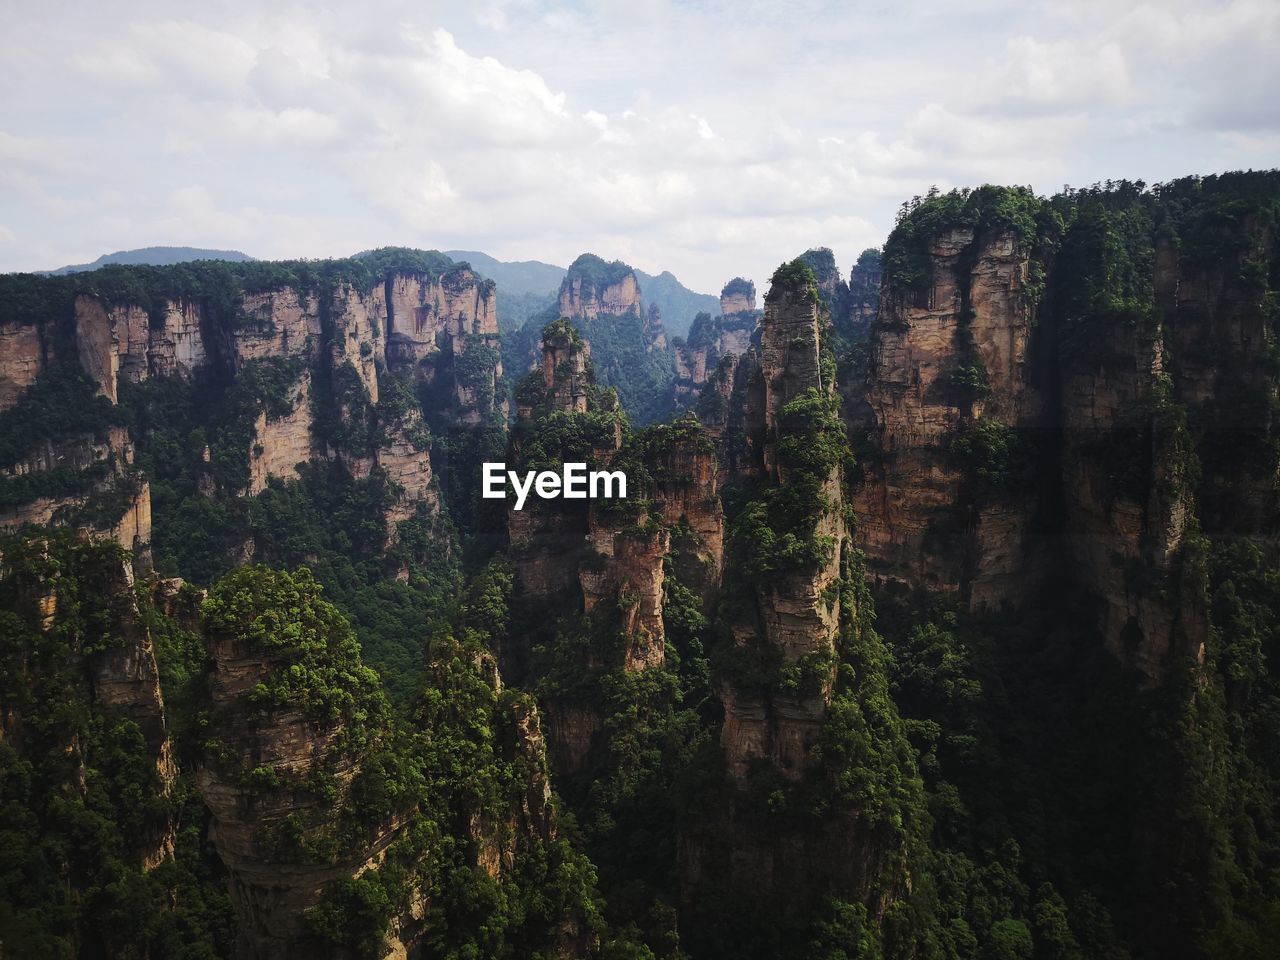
[1,171,1279,959]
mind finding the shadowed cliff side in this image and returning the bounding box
[680,259,932,959]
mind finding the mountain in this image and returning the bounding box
[450,249,719,339]
[445,249,566,298]
[45,245,255,274]
[633,267,721,338]
[3,172,1280,959]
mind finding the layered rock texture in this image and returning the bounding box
[680,261,924,945]
[853,224,1046,607]
[672,279,761,411]
[853,180,1280,684]
[4,177,1280,960]
[507,320,724,774]
[558,254,643,321]
[0,251,505,576]
[718,265,846,779]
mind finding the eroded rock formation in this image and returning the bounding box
[558,254,643,320]
[853,227,1046,605]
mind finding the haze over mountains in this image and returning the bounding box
[38,245,722,339]
[450,250,720,338]
[45,246,255,275]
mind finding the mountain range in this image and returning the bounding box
[2,171,1279,960]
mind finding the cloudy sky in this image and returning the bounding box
[1,0,1277,293]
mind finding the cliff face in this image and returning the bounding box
[558,255,643,320]
[0,320,46,411]
[852,183,1280,684]
[192,564,580,960]
[248,370,314,495]
[672,284,761,411]
[845,249,882,336]
[719,268,846,780]
[719,278,756,317]
[0,256,505,579]
[853,227,1045,606]
[83,551,178,867]
[197,588,402,958]
[1162,228,1279,537]
[0,423,153,555]
[681,262,921,940]
[651,431,725,606]
[507,323,600,618]
[381,268,505,424]
[508,322,725,779]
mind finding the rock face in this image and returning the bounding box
[151,300,209,377]
[538,320,590,415]
[197,618,400,959]
[236,289,323,370]
[248,370,315,496]
[672,288,760,411]
[0,424,153,556]
[0,321,47,411]
[719,267,846,781]
[508,322,724,774]
[558,254,643,320]
[851,186,1280,684]
[1161,231,1280,537]
[1057,313,1203,680]
[0,257,504,574]
[643,302,668,351]
[650,427,725,606]
[580,514,670,672]
[84,552,178,867]
[845,249,882,336]
[507,323,599,617]
[681,261,917,938]
[853,228,1045,606]
[719,277,756,317]
[381,267,505,422]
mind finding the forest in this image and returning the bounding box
[0,172,1278,959]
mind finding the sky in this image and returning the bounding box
[1,0,1277,294]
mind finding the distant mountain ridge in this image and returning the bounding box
[445,250,566,299]
[45,245,256,275]
[450,249,718,338]
[41,245,719,339]
[631,268,720,339]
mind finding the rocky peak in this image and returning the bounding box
[754,260,828,477]
[719,259,847,780]
[719,277,756,316]
[196,566,403,958]
[557,253,643,320]
[535,318,591,415]
[643,302,668,351]
[846,247,882,334]
[797,247,845,311]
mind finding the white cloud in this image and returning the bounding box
[0,0,1275,288]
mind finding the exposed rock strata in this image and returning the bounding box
[558,259,642,320]
[719,270,845,780]
[853,228,1045,605]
